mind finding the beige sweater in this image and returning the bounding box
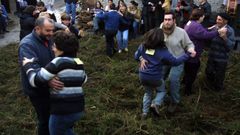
[160,25,195,57]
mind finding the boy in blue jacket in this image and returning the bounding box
[96,4,126,57]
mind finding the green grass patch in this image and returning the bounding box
[0,36,240,135]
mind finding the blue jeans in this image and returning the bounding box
[132,21,139,39]
[65,3,76,24]
[49,112,84,135]
[116,30,129,50]
[93,17,99,31]
[141,79,164,114]
[160,64,184,104]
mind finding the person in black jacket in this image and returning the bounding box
[19,5,37,40]
[142,0,160,33]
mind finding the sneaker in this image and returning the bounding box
[167,103,178,113]
[150,104,160,116]
[118,50,122,53]
[124,48,128,52]
[141,113,147,120]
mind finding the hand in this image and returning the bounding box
[48,77,64,90]
[187,48,196,57]
[22,57,34,66]
[65,28,70,33]
[218,27,227,39]
[140,58,148,70]
[208,25,216,30]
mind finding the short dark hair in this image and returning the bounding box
[109,3,116,9]
[130,0,138,7]
[53,31,79,57]
[164,11,176,20]
[23,5,36,15]
[189,8,204,21]
[143,28,165,49]
[36,1,45,7]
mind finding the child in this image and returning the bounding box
[60,13,81,38]
[134,28,189,119]
[22,31,87,135]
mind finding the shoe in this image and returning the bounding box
[4,30,9,33]
[118,50,122,53]
[167,103,178,113]
[150,104,160,116]
[124,48,128,52]
[141,113,147,120]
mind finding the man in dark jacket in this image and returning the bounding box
[18,17,63,135]
[205,13,235,91]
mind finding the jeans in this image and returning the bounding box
[49,112,84,135]
[141,79,164,114]
[132,21,139,39]
[116,30,129,50]
[29,97,50,135]
[160,64,184,104]
[105,29,117,57]
[65,3,76,24]
[93,17,99,31]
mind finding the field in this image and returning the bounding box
[0,35,240,135]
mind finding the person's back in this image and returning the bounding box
[97,10,121,31]
[135,44,189,81]
[19,5,36,40]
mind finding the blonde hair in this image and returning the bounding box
[38,12,50,18]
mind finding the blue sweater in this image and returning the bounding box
[18,30,54,97]
[96,10,125,31]
[135,44,189,81]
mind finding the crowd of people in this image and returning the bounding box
[7,0,238,134]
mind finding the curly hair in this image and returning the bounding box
[53,31,79,57]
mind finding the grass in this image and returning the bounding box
[0,35,240,135]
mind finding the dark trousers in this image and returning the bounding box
[105,30,117,57]
[29,96,50,135]
[205,59,227,91]
[143,12,155,33]
[0,15,7,32]
[183,60,200,95]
